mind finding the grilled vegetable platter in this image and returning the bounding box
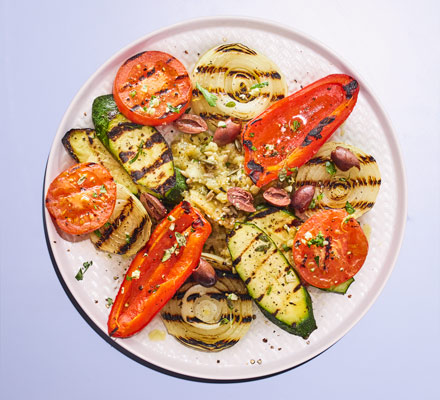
[43,22,398,379]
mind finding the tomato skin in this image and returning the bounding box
[242,74,359,187]
[292,209,368,289]
[45,162,116,235]
[113,51,191,126]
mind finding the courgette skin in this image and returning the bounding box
[227,222,317,339]
[164,168,187,205]
[61,128,140,195]
[319,278,354,294]
[92,94,129,147]
[107,122,175,196]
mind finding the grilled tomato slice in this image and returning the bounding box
[113,51,191,126]
[292,209,368,289]
[45,162,116,235]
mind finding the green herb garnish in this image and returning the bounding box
[251,145,257,151]
[162,244,177,262]
[196,83,217,107]
[75,261,93,281]
[345,201,355,214]
[291,120,301,132]
[249,132,255,137]
[307,232,325,248]
[125,234,131,244]
[225,101,236,107]
[175,232,186,247]
[129,140,145,164]
[105,298,114,307]
[255,244,271,252]
[167,103,182,113]
[250,81,269,90]
[220,317,230,325]
[325,161,337,175]
[278,168,287,182]
[100,184,107,194]
[266,285,272,295]
[77,175,87,185]
[129,90,136,98]
[314,256,320,267]
[94,229,102,238]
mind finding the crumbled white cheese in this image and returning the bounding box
[150,97,160,107]
[227,293,238,301]
[304,231,313,240]
[131,270,141,280]
[169,223,175,231]
[218,121,227,128]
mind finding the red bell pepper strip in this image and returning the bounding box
[242,74,359,187]
[108,201,211,338]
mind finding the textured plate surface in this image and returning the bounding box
[43,17,406,381]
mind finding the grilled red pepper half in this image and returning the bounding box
[242,74,359,187]
[108,201,211,338]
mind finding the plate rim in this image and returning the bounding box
[43,15,407,381]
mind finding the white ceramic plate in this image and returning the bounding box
[43,16,406,381]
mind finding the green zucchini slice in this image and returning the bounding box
[247,207,300,262]
[61,128,141,196]
[107,122,175,196]
[227,222,317,339]
[92,94,129,147]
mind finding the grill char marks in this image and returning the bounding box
[215,43,258,55]
[130,149,172,181]
[342,79,358,99]
[301,117,336,147]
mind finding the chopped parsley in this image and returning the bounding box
[129,90,136,98]
[175,232,186,247]
[278,168,287,182]
[307,232,325,248]
[94,229,102,238]
[266,285,272,295]
[288,167,298,174]
[220,317,230,325]
[225,101,236,107]
[125,234,131,244]
[196,83,217,107]
[129,140,145,164]
[250,81,269,90]
[105,298,114,307]
[167,102,182,113]
[291,120,301,132]
[162,244,177,262]
[92,192,98,198]
[325,161,337,175]
[75,260,93,281]
[249,132,255,137]
[251,145,257,151]
[255,244,271,252]
[77,175,87,185]
[100,184,107,194]
[345,201,355,214]
[314,256,320,267]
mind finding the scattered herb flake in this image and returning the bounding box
[225,101,236,107]
[325,161,337,175]
[77,175,87,185]
[307,232,325,248]
[345,201,355,214]
[100,184,107,194]
[249,132,255,137]
[129,140,145,164]
[129,90,136,98]
[105,298,113,307]
[196,83,217,107]
[94,229,102,238]
[220,317,230,325]
[125,234,131,244]
[167,102,182,113]
[175,232,187,247]
[255,244,271,252]
[250,81,269,90]
[278,168,287,182]
[75,261,93,281]
[291,120,301,132]
[314,256,320,267]
[251,145,257,151]
[162,244,177,262]
[266,286,272,295]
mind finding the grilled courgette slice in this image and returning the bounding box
[107,123,175,196]
[92,94,129,147]
[62,129,141,196]
[90,183,151,256]
[247,207,300,263]
[161,253,253,352]
[227,223,316,339]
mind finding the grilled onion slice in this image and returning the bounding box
[295,142,381,219]
[191,43,287,130]
[90,183,152,256]
[161,253,253,352]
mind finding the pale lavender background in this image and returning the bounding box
[1,0,439,399]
